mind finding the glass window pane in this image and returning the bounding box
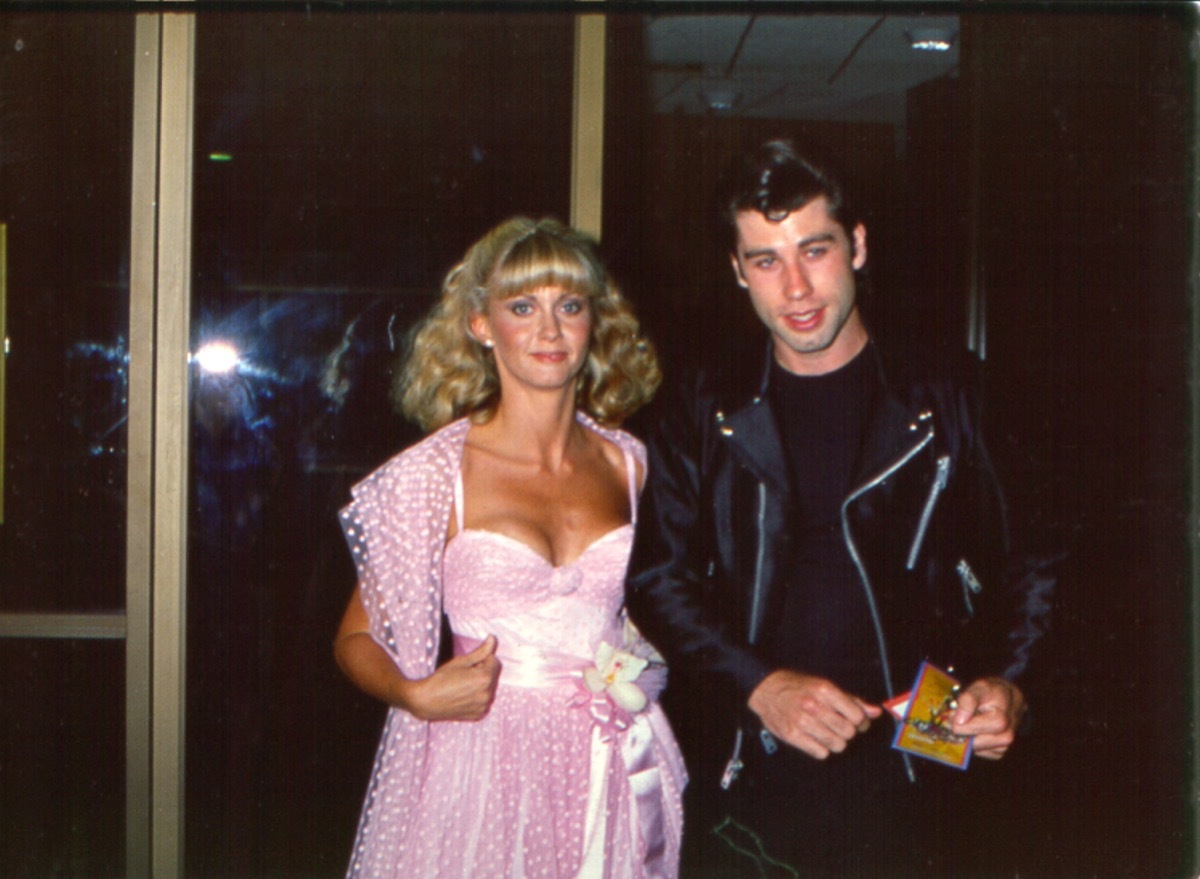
[187,12,574,876]
[0,639,125,876]
[0,12,133,613]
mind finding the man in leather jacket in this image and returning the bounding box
[626,138,1054,877]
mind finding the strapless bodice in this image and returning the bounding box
[441,524,633,664]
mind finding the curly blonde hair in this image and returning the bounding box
[396,216,661,432]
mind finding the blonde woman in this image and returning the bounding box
[335,217,685,879]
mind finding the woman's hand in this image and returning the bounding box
[404,635,502,722]
[334,587,501,722]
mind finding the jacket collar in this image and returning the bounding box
[856,392,933,485]
[712,334,937,489]
[702,342,779,493]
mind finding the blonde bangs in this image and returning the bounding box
[487,231,602,302]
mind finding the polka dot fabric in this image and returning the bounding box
[339,416,685,879]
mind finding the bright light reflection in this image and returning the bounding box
[195,341,241,374]
[908,28,954,52]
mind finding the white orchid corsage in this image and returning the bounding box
[571,618,667,739]
[582,642,650,712]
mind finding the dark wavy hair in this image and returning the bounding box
[395,216,661,432]
[716,138,860,250]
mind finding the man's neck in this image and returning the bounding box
[773,330,870,377]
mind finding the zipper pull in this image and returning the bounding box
[935,452,951,486]
[720,728,745,790]
[720,756,744,790]
[956,558,983,616]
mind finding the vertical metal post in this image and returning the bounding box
[127,8,196,878]
[0,223,7,523]
[571,13,606,240]
[126,13,160,878]
[963,14,986,361]
[1189,23,1200,878]
[152,12,196,878]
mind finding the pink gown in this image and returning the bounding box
[348,437,685,879]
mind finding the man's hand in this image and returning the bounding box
[949,676,1025,760]
[748,669,882,760]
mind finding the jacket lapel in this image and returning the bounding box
[712,343,790,496]
[720,399,790,497]
[854,391,931,488]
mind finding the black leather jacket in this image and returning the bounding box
[626,336,1054,782]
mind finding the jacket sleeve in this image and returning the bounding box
[975,434,1057,686]
[626,377,774,699]
[944,373,1057,687]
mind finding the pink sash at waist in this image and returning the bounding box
[453,633,680,879]
[453,634,587,689]
[453,634,667,701]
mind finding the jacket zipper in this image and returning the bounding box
[905,454,951,570]
[722,482,771,788]
[747,482,769,645]
[956,558,983,616]
[842,427,934,783]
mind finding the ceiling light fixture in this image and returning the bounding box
[907,28,955,52]
[699,88,740,113]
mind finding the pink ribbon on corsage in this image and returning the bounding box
[570,637,675,878]
[570,683,635,742]
[570,640,667,741]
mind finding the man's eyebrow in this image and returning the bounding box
[741,232,837,260]
[796,232,837,249]
[740,246,778,260]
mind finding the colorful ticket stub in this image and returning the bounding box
[890,661,972,770]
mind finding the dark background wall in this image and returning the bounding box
[966,13,1193,877]
[606,8,1195,878]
